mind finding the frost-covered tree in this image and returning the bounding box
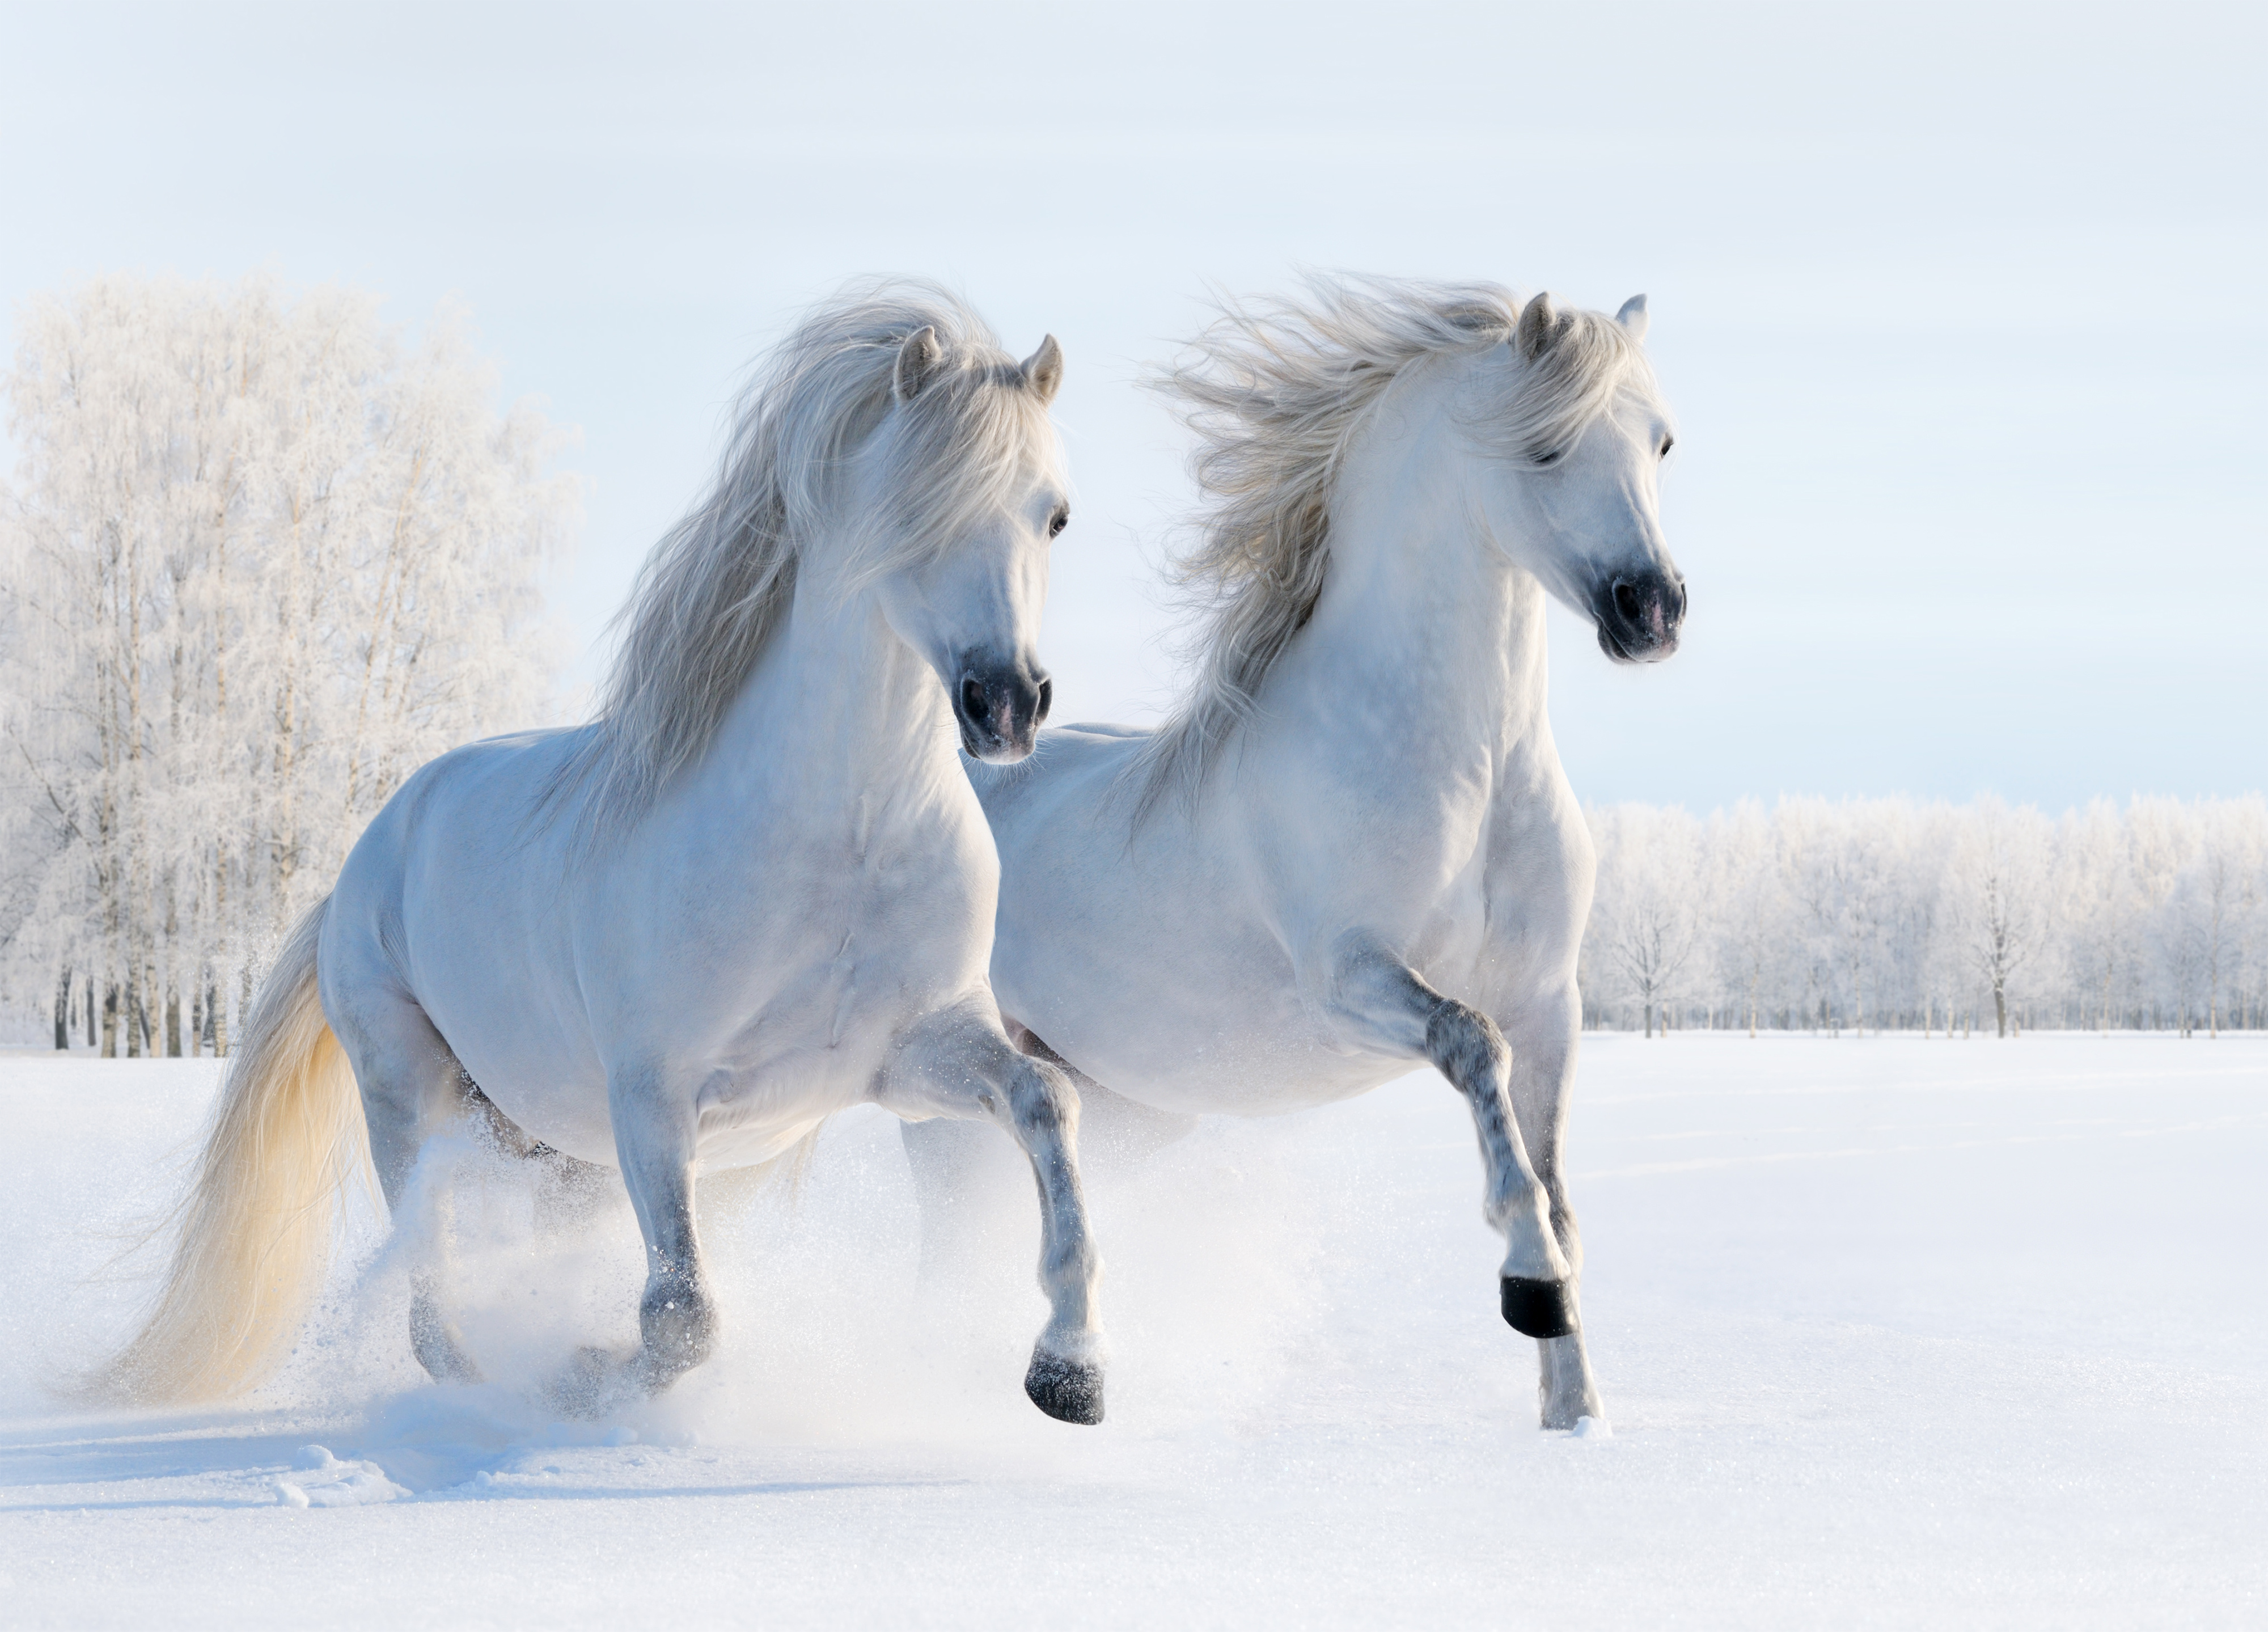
[0,275,577,1052]
[1940,799,2055,1038]
[1574,794,2265,1037]
[1708,801,1784,1037]
[1586,804,1707,1037]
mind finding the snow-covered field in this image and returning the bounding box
[2,1033,2262,1628]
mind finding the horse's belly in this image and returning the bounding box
[1107,1028,1409,1117]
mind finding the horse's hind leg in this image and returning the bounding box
[322,981,486,1384]
[578,1063,717,1405]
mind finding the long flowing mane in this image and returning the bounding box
[1128,275,1653,819]
[551,281,1048,839]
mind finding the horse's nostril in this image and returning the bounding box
[960,676,989,723]
[1035,678,1053,724]
[1613,581,1642,622]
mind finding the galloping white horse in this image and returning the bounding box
[907,278,1685,1430]
[100,285,1108,1423]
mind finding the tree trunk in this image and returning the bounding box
[166,985,182,1057]
[53,967,72,1051]
[1994,981,2008,1038]
[101,982,118,1057]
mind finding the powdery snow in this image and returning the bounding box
[2,1033,2263,1627]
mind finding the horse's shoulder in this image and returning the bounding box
[964,720,1148,827]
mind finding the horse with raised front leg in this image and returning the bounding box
[94,282,1107,1423]
[908,277,1685,1431]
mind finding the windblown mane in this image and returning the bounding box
[1128,274,1654,820]
[551,280,1050,839]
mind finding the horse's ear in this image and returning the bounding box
[1020,334,1064,405]
[1615,294,1649,341]
[1516,292,1560,361]
[893,325,945,403]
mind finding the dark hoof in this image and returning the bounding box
[1024,1350,1105,1425]
[1501,1276,1576,1339]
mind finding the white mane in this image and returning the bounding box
[1129,275,1656,819]
[554,280,1053,838]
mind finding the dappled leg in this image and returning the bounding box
[886,1006,1105,1424]
[328,985,484,1384]
[1501,986,1607,1430]
[1327,943,1572,1341]
[902,1022,1191,1290]
[1424,998,1576,1337]
[599,1071,716,1402]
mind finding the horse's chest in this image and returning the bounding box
[710,810,987,1023]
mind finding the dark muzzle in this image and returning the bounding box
[1593,569,1686,664]
[954,653,1052,761]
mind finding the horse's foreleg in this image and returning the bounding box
[886,1010,1106,1424]
[1327,941,1573,1339]
[1500,983,1606,1430]
[603,1068,716,1398]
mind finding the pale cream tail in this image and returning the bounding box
[90,897,372,1405]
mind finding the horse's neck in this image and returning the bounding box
[710,569,954,813]
[1260,379,1549,777]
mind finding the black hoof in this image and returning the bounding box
[1501,1276,1576,1339]
[1024,1350,1105,1425]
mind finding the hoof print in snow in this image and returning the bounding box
[1500,1276,1576,1339]
[1024,1350,1105,1424]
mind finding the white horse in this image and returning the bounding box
[907,278,1683,1430]
[99,284,1108,1423]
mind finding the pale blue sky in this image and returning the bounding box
[3,0,2261,810]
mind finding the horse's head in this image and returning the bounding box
[1471,292,1685,663]
[864,325,1069,762]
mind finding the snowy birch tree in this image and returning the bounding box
[0,275,577,1052]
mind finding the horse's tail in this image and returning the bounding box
[88,895,373,1406]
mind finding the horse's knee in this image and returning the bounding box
[1425,999,1508,1096]
[1004,1058,1080,1145]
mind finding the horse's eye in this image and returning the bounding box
[1533,449,1563,468]
[1048,507,1070,538]
[1660,436,1675,458]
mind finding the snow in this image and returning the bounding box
[3,1034,2264,1627]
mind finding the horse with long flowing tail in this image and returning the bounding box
[907,277,1684,1431]
[96,282,1107,1422]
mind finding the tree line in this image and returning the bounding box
[1581,796,2268,1037]
[0,276,576,1054]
